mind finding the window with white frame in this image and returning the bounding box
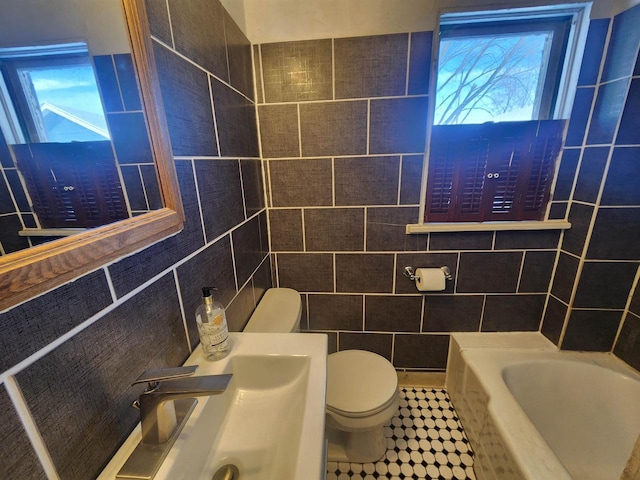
[0,43,109,144]
[422,4,590,224]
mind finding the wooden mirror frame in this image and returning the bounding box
[0,0,184,311]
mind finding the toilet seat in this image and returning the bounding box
[326,350,398,418]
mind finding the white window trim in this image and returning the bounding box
[411,2,591,233]
[406,219,571,234]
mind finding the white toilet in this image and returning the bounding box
[244,288,399,463]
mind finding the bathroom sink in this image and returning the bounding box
[99,333,328,480]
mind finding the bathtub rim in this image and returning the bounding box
[456,346,640,480]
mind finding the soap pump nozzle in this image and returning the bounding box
[201,287,217,306]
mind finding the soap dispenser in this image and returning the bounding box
[195,287,230,361]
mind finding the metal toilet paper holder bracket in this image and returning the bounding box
[403,266,453,282]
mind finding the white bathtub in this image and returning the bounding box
[446,333,640,480]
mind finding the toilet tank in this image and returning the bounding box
[244,288,302,333]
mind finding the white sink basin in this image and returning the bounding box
[100,333,328,480]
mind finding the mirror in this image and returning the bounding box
[0,0,184,310]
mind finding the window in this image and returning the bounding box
[423,5,589,224]
[0,43,109,144]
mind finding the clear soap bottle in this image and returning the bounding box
[195,287,230,361]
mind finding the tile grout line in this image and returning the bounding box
[5,376,60,480]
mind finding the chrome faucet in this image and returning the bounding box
[117,365,233,479]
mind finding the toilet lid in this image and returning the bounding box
[326,350,398,417]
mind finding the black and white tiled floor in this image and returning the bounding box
[326,387,475,480]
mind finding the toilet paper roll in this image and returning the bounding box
[415,268,446,291]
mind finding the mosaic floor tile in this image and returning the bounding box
[326,387,475,480]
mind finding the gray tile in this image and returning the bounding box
[240,159,265,217]
[541,296,568,346]
[269,159,332,207]
[394,334,449,369]
[233,216,266,288]
[261,39,333,103]
[0,386,47,479]
[226,282,257,332]
[107,112,153,165]
[120,166,146,210]
[562,310,622,351]
[251,258,273,304]
[365,295,422,332]
[141,165,162,209]
[561,203,594,256]
[145,0,172,45]
[177,236,237,349]
[601,4,640,82]
[494,231,561,250]
[565,88,594,146]
[168,0,228,80]
[552,149,580,200]
[334,156,400,205]
[429,232,493,251]
[211,77,259,158]
[0,270,112,372]
[224,9,253,99]
[17,274,189,480]
[323,331,338,354]
[300,101,368,157]
[195,159,245,241]
[334,34,408,99]
[114,53,142,111]
[614,312,640,371]
[369,97,429,154]
[601,147,640,206]
[482,295,546,331]
[573,262,638,309]
[277,253,334,292]
[574,147,609,203]
[586,78,629,145]
[549,202,568,220]
[366,207,420,251]
[0,214,29,253]
[400,155,424,205]
[408,31,433,95]
[336,254,395,293]
[519,251,557,293]
[394,253,458,294]
[258,104,300,158]
[587,208,640,260]
[308,294,363,330]
[578,19,609,86]
[616,79,640,145]
[551,252,580,303]
[153,41,218,156]
[305,208,364,251]
[338,332,393,361]
[457,252,523,293]
[422,295,483,332]
[269,209,303,251]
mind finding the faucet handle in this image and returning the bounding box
[132,365,198,387]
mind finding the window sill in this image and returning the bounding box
[405,220,571,234]
[19,228,88,237]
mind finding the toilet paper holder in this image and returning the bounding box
[403,266,453,282]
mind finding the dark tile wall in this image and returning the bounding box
[257,32,561,371]
[261,5,640,373]
[540,5,640,370]
[0,1,268,478]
